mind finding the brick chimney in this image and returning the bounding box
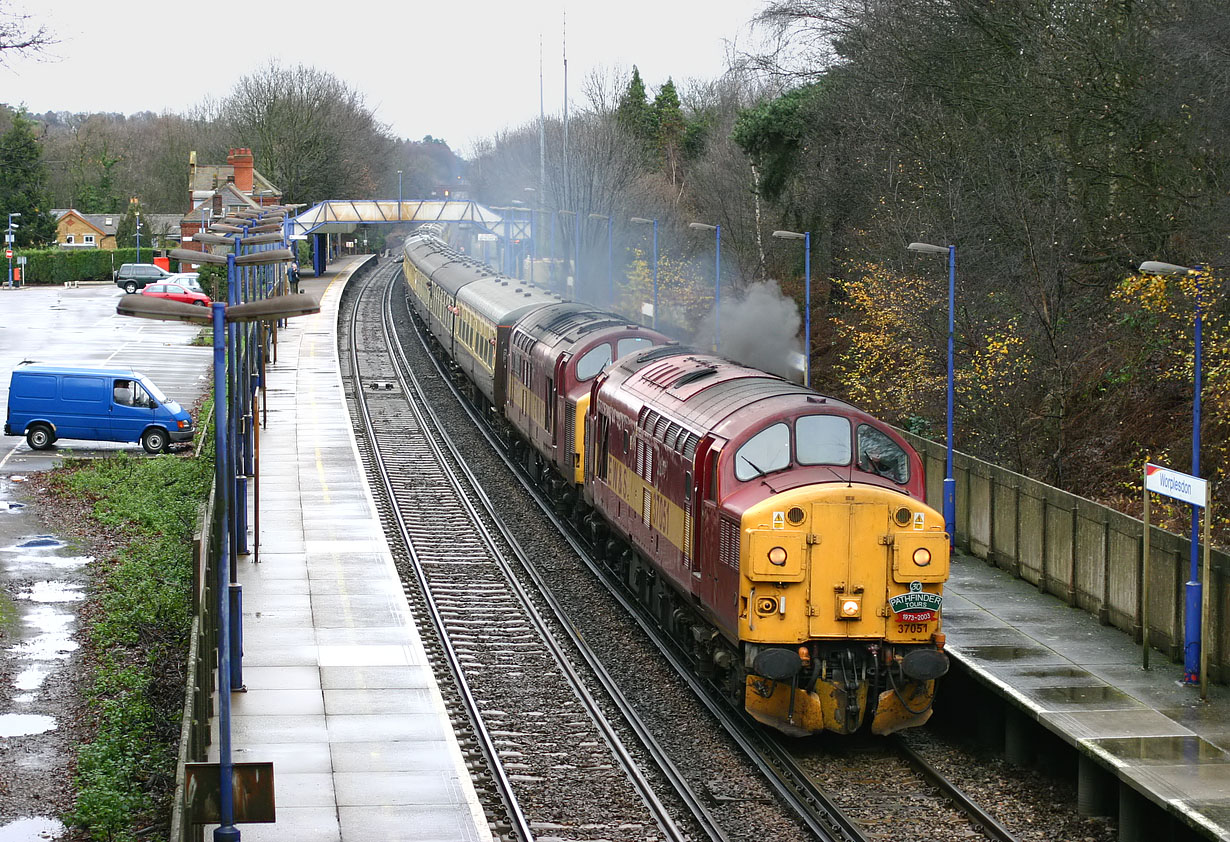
[227,147,255,193]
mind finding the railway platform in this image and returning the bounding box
[204,256,491,842]
[944,552,1230,841]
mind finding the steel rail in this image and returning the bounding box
[893,736,1023,842]
[345,263,534,842]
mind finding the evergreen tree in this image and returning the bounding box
[616,66,656,151]
[114,201,141,249]
[652,78,686,181]
[0,111,56,246]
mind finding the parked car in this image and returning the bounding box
[141,281,211,306]
[4,366,194,454]
[114,263,174,293]
[166,272,202,291]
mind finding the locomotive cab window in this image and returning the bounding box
[796,415,853,466]
[856,424,909,484]
[735,422,790,481]
[576,344,613,381]
[617,336,654,358]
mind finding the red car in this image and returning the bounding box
[141,281,211,307]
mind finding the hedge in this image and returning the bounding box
[10,248,181,285]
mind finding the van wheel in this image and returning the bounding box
[124,281,138,294]
[141,428,168,454]
[26,424,54,450]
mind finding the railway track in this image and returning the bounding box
[339,259,726,842]
[355,262,1030,842]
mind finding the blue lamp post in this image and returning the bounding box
[397,170,403,221]
[6,212,19,288]
[630,217,658,328]
[908,241,957,549]
[689,222,721,351]
[772,230,811,388]
[1139,259,1208,684]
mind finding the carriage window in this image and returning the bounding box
[796,415,852,466]
[735,422,790,481]
[856,424,909,484]
[617,336,654,358]
[576,344,613,381]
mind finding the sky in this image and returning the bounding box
[6,0,767,155]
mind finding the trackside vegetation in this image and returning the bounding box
[40,414,213,840]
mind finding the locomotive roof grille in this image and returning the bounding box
[671,367,718,389]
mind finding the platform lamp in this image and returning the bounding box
[907,240,957,550]
[771,230,811,387]
[688,222,721,351]
[135,211,142,265]
[117,290,318,842]
[1139,260,1210,685]
[630,217,658,328]
[6,212,18,288]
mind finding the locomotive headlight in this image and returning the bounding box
[841,599,861,618]
[912,547,932,567]
[768,546,788,566]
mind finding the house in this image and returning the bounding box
[53,209,186,251]
[179,148,283,255]
[53,209,117,249]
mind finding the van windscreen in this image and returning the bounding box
[141,378,168,403]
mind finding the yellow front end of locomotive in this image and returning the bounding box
[737,485,949,735]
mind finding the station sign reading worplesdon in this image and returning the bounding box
[1145,463,1207,507]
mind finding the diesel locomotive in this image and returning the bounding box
[401,229,949,736]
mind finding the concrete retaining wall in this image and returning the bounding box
[903,431,1226,682]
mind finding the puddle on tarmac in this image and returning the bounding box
[14,537,64,550]
[1090,734,1230,764]
[19,582,83,603]
[1018,666,1095,680]
[0,713,56,737]
[1032,685,1137,706]
[960,645,1054,661]
[0,817,64,841]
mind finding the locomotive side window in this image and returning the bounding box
[617,336,654,358]
[735,422,790,481]
[576,344,613,381]
[856,424,910,484]
[796,415,852,466]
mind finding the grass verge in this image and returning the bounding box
[41,434,213,840]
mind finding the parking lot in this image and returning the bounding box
[0,282,213,472]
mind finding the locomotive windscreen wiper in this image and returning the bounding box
[739,455,768,479]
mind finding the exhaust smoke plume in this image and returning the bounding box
[691,280,803,381]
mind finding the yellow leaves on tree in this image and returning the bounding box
[834,262,1031,442]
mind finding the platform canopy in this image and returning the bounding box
[287,199,529,239]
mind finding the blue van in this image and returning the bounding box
[4,366,194,454]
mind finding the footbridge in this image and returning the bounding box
[289,199,531,275]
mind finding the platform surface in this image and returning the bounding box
[945,553,1230,840]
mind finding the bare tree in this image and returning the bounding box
[0,1,53,60]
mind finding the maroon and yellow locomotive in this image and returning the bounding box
[402,230,948,736]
